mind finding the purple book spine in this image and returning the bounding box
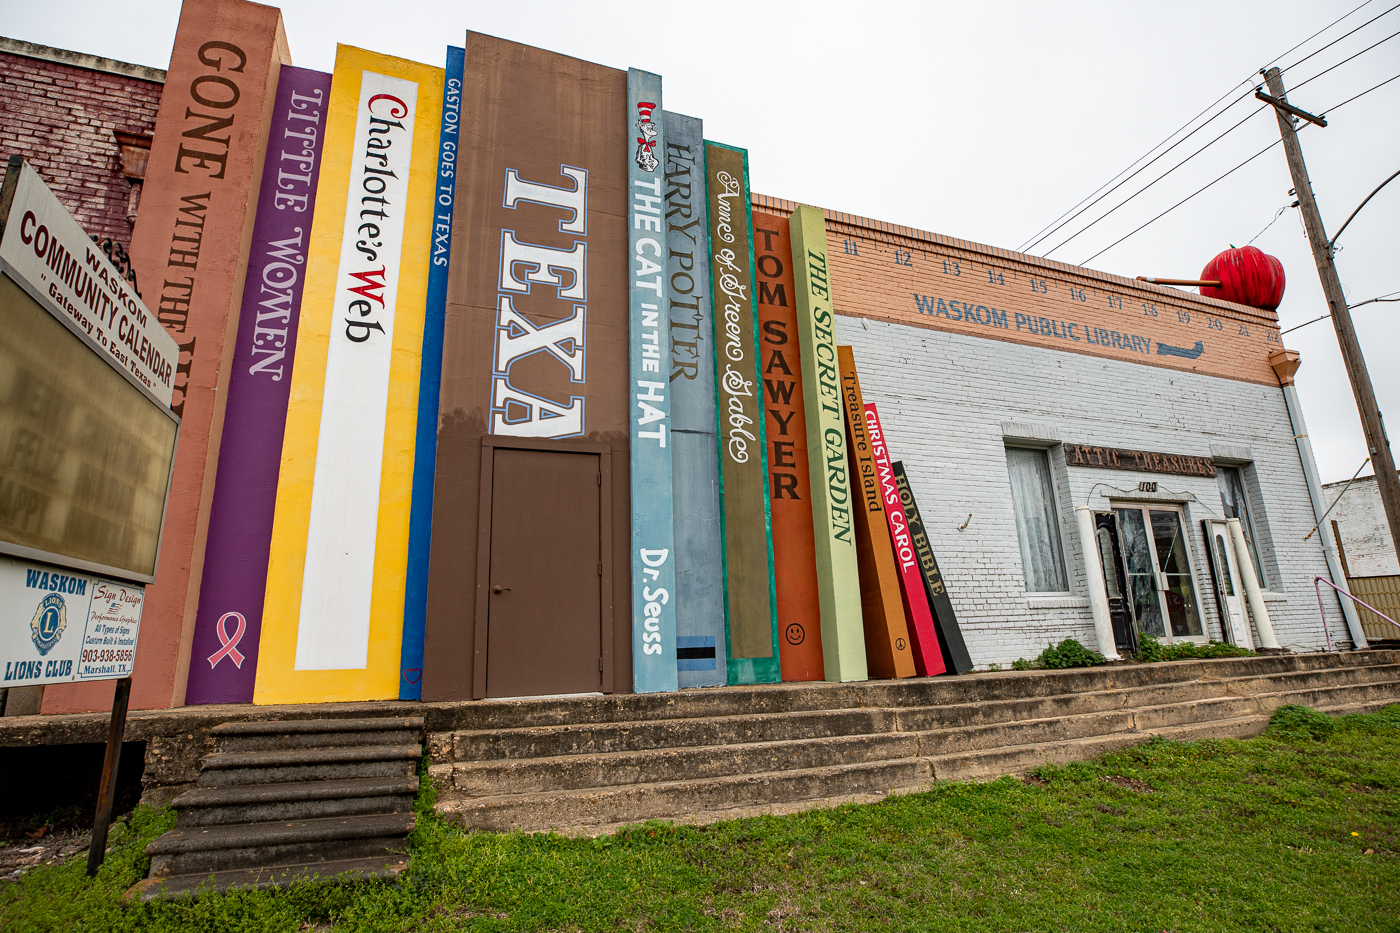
[185,66,332,704]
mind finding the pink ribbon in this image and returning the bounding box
[207,611,247,669]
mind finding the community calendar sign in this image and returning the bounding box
[0,558,144,687]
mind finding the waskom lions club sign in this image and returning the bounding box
[0,563,144,687]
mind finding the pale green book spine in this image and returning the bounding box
[788,205,868,682]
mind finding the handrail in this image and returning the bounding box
[1314,575,1400,652]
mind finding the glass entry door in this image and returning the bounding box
[1112,505,1206,642]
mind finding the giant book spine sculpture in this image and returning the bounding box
[704,141,778,685]
[838,346,915,679]
[665,113,726,687]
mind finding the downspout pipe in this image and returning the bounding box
[1269,349,1368,649]
[1075,505,1122,661]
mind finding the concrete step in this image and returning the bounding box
[125,855,408,901]
[449,732,919,798]
[146,813,414,877]
[1251,678,1400,713]
[439,757,934,834]
[1130,695,1262,731]
[196,744,421,787]
[451,708,896,762]
[173,776,419,827]
[916,709,1137,757]
[420,652,1400,734]
[1220,662,1400,697]
[211,717,425,753]
[894,679,1225,733]
[925,714,1271,782]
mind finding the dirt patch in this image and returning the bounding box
[0,827,91,881]
[1021,775,1048,786]
[1102,775,1153,793]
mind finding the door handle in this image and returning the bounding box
[492,585,511,594]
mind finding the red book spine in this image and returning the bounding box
[864,402,946,676]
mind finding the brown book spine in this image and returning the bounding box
[837,346,915,679]
[754,211,824,681]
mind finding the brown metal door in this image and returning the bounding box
[485,447,603,698]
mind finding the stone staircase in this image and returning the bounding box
[431,651,1400,835]
[127,717,423,899]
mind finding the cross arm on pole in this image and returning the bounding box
[1255,89,1328,128]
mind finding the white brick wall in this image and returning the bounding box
[1323,475,1398,577]
[838,314,1349,667]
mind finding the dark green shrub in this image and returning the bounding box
[1011,658,1035,671]
[1033,638,1105,670]
[1134,634,1165,663]
[1134,635,1254,663]
[1267,704,1335,741]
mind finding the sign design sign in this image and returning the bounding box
[400,45,464,700]
[257,46,443,704]
[892,461,973,674]
[705,141,778,685]
[788,206,866,682]
[626,71,678,694]
[1063,444,1217,477]
[864,404,945,676]
[185,66,332,705]
[753,210,824,682]
[664,112,725,688]
[1,559,143,686]
[838,346,915,679]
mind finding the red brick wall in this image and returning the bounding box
[0,50,163,249]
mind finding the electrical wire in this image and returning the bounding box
[1278,295,1400,337]
[1323,70,1400,114]
[1019,0,1385,254]
[1040,104,1270,259]
[1279,1,1400,76]
[1077,140,1282,267]
[1016,81,1255,252]
[1267,0,1378,69]
[1246,202,1297,246]
[1027,92,1262,256]
[1290,26,1400,94]
[1071,73,1400,266]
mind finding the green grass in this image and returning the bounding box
[3,705,1399,932]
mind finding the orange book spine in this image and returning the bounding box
[838,346,915,679]
[754,211,824,681]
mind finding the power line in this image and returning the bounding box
[1038,102,1270,258]
[1020,0,1386,253]
[1322,69,1400,113]
[1072,72,1400,266]
[1290,26,1400,94]
[1279,1,1400,76]
[1266,0,1378,69]
[1076,140,1282,266]
[1282,292,1400,336]
[1041,28,1400,261]
[1015,80,1254,251]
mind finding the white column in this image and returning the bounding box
[1075,505,1121,661]
[1228,517,1280,649]
[1281,383,1368,648]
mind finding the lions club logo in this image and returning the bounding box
[30,594,67,656]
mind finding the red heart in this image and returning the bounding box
[402,668,422,684]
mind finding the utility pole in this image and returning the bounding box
[1260,66,1400,579]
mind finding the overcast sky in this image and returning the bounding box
[10,0,1399,483]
